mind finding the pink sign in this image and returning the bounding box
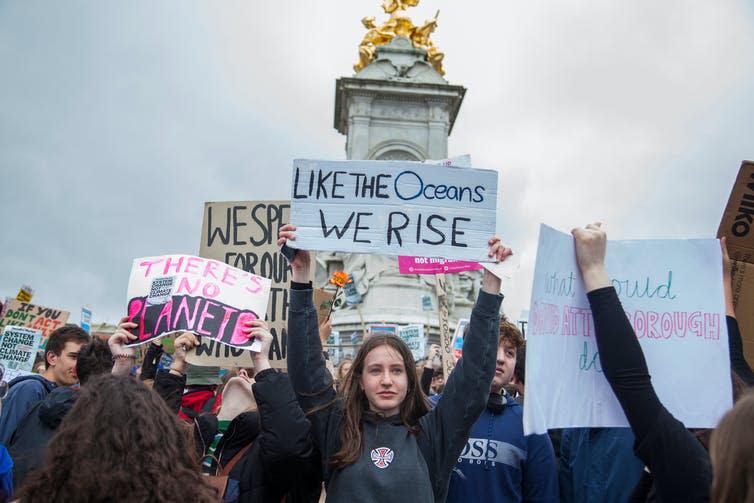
[397,256,483,274]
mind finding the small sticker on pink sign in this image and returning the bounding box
[397,256,483,274]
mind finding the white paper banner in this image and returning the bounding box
[289,159,498,261]
[524,224,731,434]
[125,254,271,349]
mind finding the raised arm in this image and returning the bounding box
[721,237,754,386]
[572,222,711,503]
[419,238,510,499]
[278,224,334,405]
[247,320,320,492]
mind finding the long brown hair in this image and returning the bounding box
[710,390,754,503]
[331,334,430,468]
[18,374,218,503]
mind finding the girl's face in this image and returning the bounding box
[360,344,408,417]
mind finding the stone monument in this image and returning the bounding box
[321,0,481,356]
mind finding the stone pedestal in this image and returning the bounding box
[324,36,479,352]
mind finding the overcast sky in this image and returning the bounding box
[1,0,752,326]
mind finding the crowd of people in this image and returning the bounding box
[0,223,751,503]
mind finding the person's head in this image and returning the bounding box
[336,357,353,382]
[331,334,429,468]
[44,325,90,386]
[18,374,217,502]
[491,318,524,394]
[710,391,754,503]
[431,368,444,394]
[512,342,526,395]
[217,368,257,421]
[76,338,113,386]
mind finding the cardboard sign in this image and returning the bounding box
[197,200,293,367]
[397,256,483,274]
[0,326,42,372]
[0,300,70,339]
[524,225,731,435]
[717,160,754,367]
[125,254,271,349]
[313,289,336,325]
[289,159,498,261]
[398,324,425,362]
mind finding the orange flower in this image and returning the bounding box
[328,271,352,288]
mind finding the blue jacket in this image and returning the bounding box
[443,392,559,503]
[559,427,644,503]
[0,375,56,445]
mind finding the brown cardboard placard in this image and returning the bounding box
[0,300,70,339]
[718,160,754,367]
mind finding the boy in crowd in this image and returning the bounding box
[445,319,558,503]
[0,325,89,444]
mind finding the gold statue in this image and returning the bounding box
[354,0,445,75]
[410,10,445,75]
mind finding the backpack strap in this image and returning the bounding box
[217,443,253,476]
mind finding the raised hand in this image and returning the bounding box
[571,222,611,292]
[243,319,273,372]
[278,223,311,283]
[482,236,514,294]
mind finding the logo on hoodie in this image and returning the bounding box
[371,447,394,468]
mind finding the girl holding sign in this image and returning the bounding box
[278,224,511,503]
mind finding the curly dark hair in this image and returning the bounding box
[17,374,218,503]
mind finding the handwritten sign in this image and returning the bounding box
[0,300,70,339]
[524,225,731,434]
[0,326,42,373]
[198,200,294,367]
[398,324,425,362]
[125,254,271,349]
[289,159,498,261]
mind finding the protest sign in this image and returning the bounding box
[289,159,498,261]
[314,288,336,325]
[717,160,754,366]
[421,295,433,311]
[16,285,33,303]
[0,300,70,339]
[397,256,483,275]
[125,254,271,349]
[80,306,92,333]
[451,319,469,360]
[398,324,425,362]
[524,224,730,435]
[185,285,334,369]
[368,324,398,337]
[342,273,362,306]
[198,200,293,367]
[0,326,42,373]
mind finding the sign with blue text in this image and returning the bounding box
[289,159,498,261]
[524,225,731,434]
